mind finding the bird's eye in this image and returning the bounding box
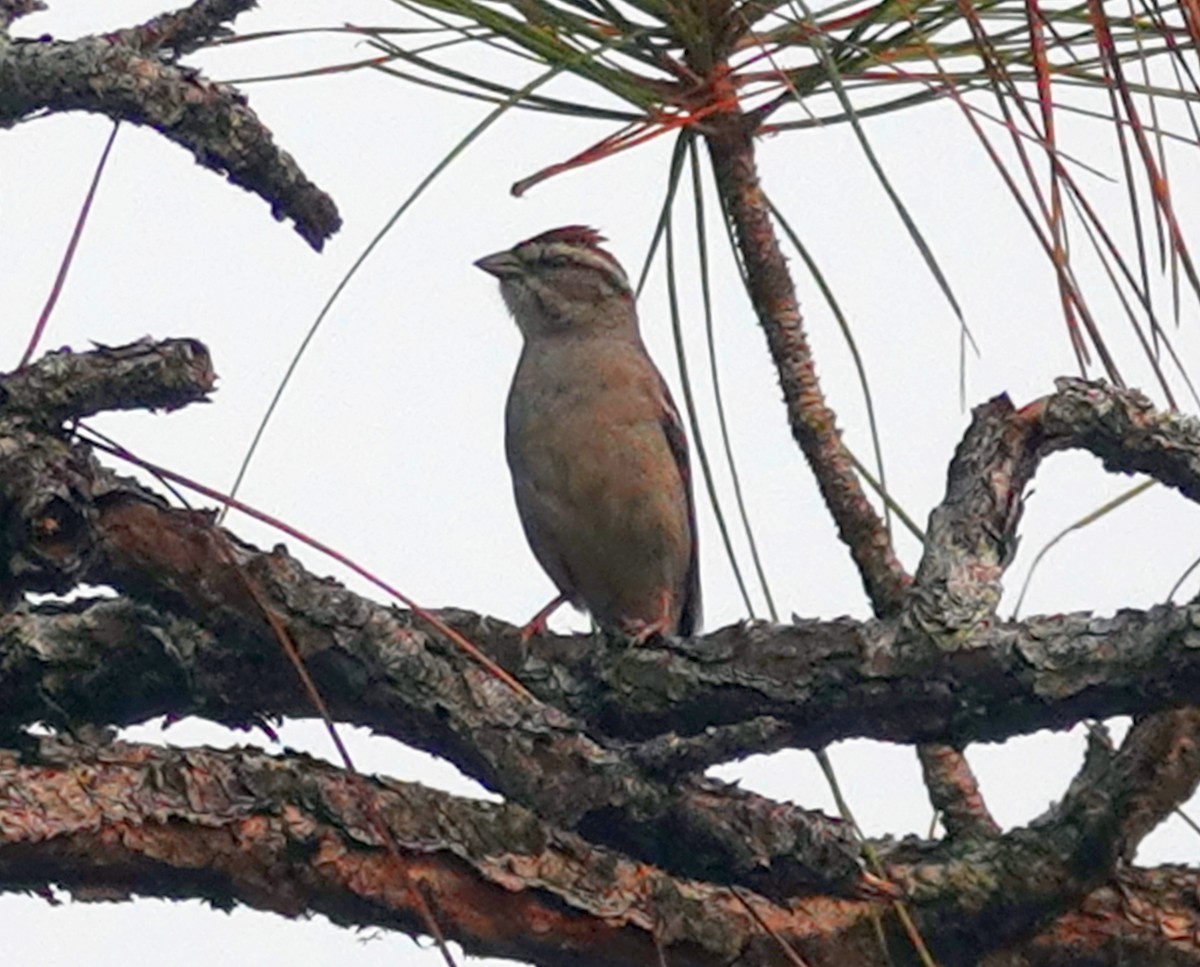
[542,255,570,268]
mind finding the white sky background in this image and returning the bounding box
[4,0,1200,963]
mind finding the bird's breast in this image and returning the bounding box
[502,337,695,634]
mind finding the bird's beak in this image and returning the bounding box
[474,250,523,279]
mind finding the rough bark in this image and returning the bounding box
[1,735,1197,967]
[0,338,1199,965]
[0,0,339,248]
[4,2,1198,963]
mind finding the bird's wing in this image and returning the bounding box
[655,375,701,636]
[508,464,582,605]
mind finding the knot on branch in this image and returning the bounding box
[0,433,98,598]
[0,339,214,599]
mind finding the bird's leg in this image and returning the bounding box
[520,593,569,642]
[622,590,675,645]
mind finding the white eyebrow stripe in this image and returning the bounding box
[518,241,632,294]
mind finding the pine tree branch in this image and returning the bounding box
[0,1,340,248]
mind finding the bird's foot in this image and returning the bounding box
[621,591,676,644]
[622,616,672,645]
[519,593,569,643]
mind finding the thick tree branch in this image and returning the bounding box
[908,394,1031,636]
[906,382,1200,852]
[988,866,1200,966]
[1110,709,1200,858]
[916,742,998,837]
[0,735,819,967]
[879,703,1200,956]
[1,349,1199,760]
[105,0,251,58]
[1,736,1195,967]
[0,341,872,900]
[0,0,340,249]
[85,497,869,901]
[908,380,1200,638]
[1,338,214,424]
[0,0,42,30]
[3,339,1200,963]
[2,347,1198,762]
[10,594,1200,766]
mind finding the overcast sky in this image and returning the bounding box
[4,1,1200,964]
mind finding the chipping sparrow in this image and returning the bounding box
[475,226,700,641]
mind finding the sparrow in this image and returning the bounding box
[475,226,700,640]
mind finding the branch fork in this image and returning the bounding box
[1,338,1199,964]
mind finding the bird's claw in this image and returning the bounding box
[621,617,672,645]
[621,590,676,644]
[520,593,569,642]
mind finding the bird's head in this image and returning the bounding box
[475,226,637,340]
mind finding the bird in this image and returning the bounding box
[474,226,700,642]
